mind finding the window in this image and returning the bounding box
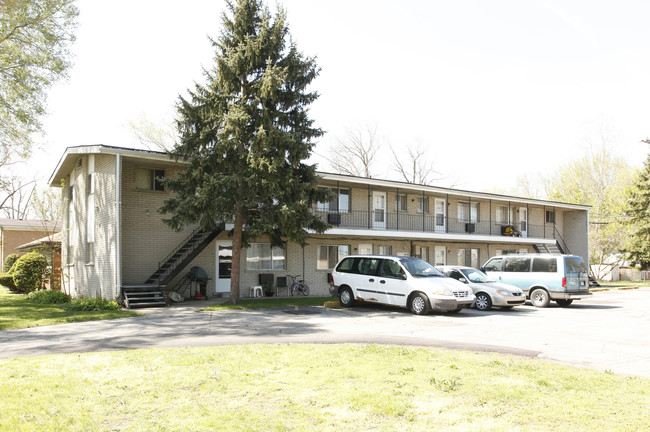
[546,210,555,224]
[358,244,373,255]
[418,246,429,262]
[379,245,392,255]
[317,245,350,270]
[458,248,479,268]
[496,249,517,256]
[317,187,350,212]
[504,257,531,272]
[496,205,509,224]
[458,202,479,222]
[358,258,380,275]
[136,168,165,191]
[246,243,286,270]
[417,196,429,213]
[395,194,407,211]
[381,259,403,278]
[483,258,502,272]
[434,246,446,266]
[532,257,557,272]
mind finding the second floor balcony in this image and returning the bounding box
[312,208,559,241]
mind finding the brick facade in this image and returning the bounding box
[50,145,590,300]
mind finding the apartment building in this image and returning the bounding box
[49,145,590,302]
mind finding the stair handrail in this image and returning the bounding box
[157,226,205,275]
[553,227,570,254]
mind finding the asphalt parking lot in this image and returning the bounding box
[1,287,648,378]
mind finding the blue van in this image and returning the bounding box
[480,254,591,307]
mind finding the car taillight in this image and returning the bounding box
[562,277,566,288]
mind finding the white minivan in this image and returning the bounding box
[331,255,475,314]
[480,254,591,307]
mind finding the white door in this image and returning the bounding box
[434,246,446,266]
[373,192,386,230]
[215,241,233,295]
[434,198,446,232]
[358,244,373,255]
[519,207,528,237]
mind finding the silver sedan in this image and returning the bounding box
[438,266,526,311]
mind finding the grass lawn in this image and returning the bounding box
[204,296,337,310]
[0,287,140,330]
[595,280,649,289]
[0,345,647,431]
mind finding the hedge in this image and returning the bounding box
[12,251,48,294]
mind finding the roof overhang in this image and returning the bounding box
[317,172,592,211]
[47,145,591,212]
[48,145,176,187]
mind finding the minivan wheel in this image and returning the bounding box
[556,299,573,307]
[339,287,355,307]
[409,293,430,315]
[474,293,492,311]
[530,289,550,308]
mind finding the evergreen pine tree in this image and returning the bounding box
[160,0,329,303]
[622,141,650,269]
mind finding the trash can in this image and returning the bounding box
[189,266,210,300]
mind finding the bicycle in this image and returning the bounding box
[288,274,310,296]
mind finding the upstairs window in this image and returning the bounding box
[317,187,350,212]
[417,197,429,213]
[395,194,407,212]
[546,210,555,224]
[136,168,165,191]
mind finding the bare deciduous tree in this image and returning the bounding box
[325,124,380,178]
[390,142,439,185]
[0,175,36,219]
[127,114,177,152]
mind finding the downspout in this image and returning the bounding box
[115,154,122,297]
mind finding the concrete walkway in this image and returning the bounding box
[1,288,649,378]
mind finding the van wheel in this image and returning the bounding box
[474,293,492,311]
[530,289,550,308]
[556,299,573,307]
[409,292,430,315]
[339,287,355,307]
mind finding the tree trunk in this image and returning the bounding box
[230,200,244,304]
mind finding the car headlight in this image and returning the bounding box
[432,288,453,296]
[495,290,511,296]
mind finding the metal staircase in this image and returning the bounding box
[533,243,562,254]
[121,225,222,309]
[533,228,569,255]
[144,225,223,285]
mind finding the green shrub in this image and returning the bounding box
[26,290,71,304]
[66,298,121,311]
[3,254,20,272]
[11,251,48,294]
[0,272,16,290]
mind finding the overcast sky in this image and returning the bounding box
[34,0,650,192]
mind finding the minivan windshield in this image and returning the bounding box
[400,258,445,277]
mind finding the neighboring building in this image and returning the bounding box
[0,218,60,269]
[49,145,590,301]
[17,232,63,290]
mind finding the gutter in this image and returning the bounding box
[115,154,122,296]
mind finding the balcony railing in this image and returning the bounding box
[313,208,557,240]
